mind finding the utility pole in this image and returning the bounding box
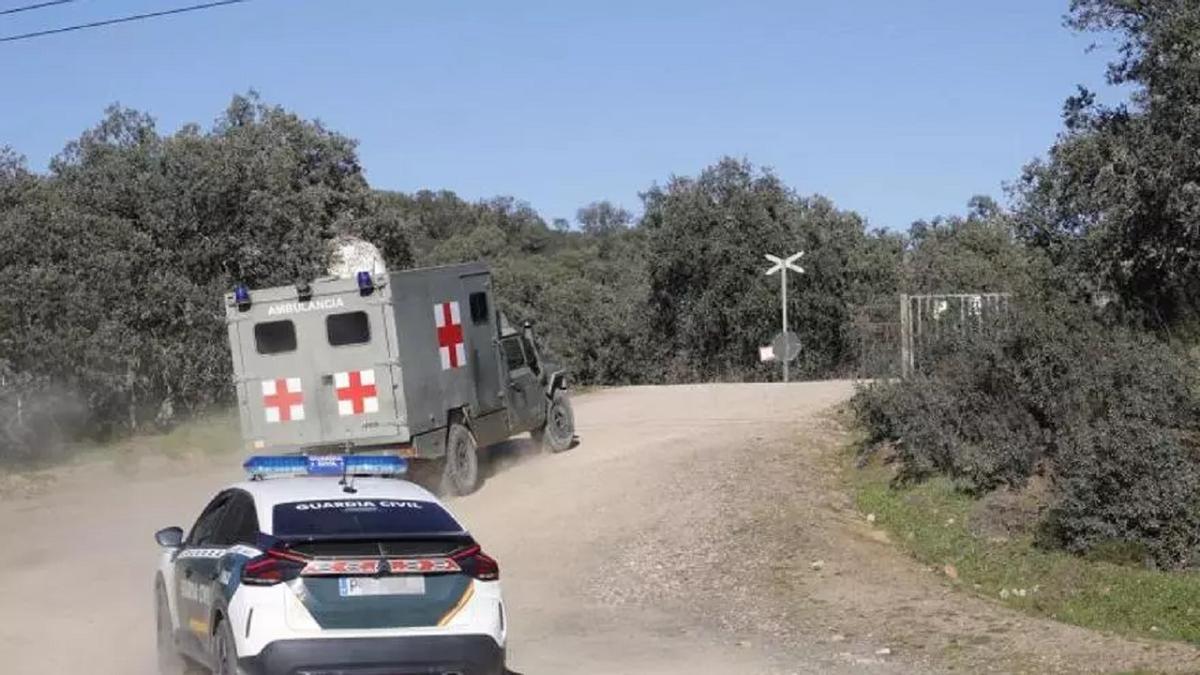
[764,251,805,382]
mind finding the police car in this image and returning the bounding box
[153,455,507,675]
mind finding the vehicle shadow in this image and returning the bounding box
[480,434,580,480]
[480,436,542,480]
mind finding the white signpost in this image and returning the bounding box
[764,251,805,383]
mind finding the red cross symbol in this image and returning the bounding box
[262,377,304,423]
[334,369,379,416]
[434,301,466,370]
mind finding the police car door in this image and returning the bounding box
[206,492,261,647]
[176,492,233,656]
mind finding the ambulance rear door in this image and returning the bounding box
[229,279,403,451]
[315,282,404,445]
[228,285,329,451]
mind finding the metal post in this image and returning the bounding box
[781,268,789,383]
[899,293,911,378]
[763,251,805,384]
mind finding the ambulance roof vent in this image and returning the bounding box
[327,235,387,280]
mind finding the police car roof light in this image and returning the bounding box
[243,454,408,479]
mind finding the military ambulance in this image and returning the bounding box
[224,239,576,496]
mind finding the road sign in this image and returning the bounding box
[764,251,805,381]
[758,345,776,362]
[764,251,805,276]
[771,331,801,363]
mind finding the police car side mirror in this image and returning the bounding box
[155,526,184,549]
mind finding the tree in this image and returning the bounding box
[0,93,386,456]
[576,201,632,236]
[640,157,873,380]
[1016,0,1200,330]
[905,197,1041,295]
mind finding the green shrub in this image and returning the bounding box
[1043,420,1200,570]
[853,299,1200,569]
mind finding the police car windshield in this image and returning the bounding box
[272,499,463,538]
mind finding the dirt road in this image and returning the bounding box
[0,383,1196,674]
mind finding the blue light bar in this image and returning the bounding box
[243,454,408,478]
[356,270,374,294]
[233,284,251,308]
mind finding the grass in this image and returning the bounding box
[1,408,242,473]
[97,408,243,460]
[848,454,1200,646]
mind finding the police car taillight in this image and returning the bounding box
[451,544,499,581]
[241,546,308,586]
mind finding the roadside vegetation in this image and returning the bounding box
[850,460,1200,645]
[853,303,1200,570]
[0,104,901,464]
[846,0,1200,645]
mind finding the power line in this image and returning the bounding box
[0,1,80,17]
[0,0,248,43]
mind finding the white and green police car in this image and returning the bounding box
[153,455,508,675]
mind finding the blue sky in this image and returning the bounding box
[0,0,1120,230]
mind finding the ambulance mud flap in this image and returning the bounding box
[411,427,447,459]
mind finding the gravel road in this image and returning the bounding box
[0,382,1195,674]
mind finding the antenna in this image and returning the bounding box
[339,442,358,493]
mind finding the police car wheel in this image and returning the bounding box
[155,583,187,674]
[442,422,481,496]
[211,618,241,675]
[541,391,575,453]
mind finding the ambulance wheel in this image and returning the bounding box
[535,390,575,453]
[442,422,481,496]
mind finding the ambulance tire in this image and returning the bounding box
[535,390,575,453]
[442,422,481,496]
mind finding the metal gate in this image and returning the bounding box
[851,301,903,378]
[899,293,1011,377]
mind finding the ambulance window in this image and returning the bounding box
[501,336,526,370]
[327,311,371,347]
[469,292,489,325]
[521,334,540,373]
[255,321,296,355]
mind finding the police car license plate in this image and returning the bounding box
[338,576,425,597]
